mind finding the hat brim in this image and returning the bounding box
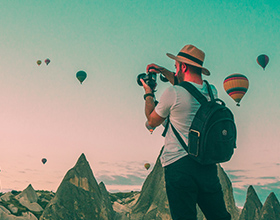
[166,53,210,76]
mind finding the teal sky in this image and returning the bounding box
[0,0,279,206]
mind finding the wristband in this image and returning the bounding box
[144,93,154,100]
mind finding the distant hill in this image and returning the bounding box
[1,153,279,220]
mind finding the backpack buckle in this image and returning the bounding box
[190,129,200,137]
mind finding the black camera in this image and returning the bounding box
[137,70,168,92]
[137,72,157,91]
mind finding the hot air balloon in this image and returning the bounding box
[223,74,249,107]
[45,58,50,65]
[76,70,87,84]
[145,121,155,134]
[41,158,47,164]
[257,54,269,70]
[144,163,150,170]
[37,60,42,66]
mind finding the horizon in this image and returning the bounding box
[1,152,279,208]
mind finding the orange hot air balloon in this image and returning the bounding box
[144,163,150,170]
[145,121,155,134]
[37,60,42,66]
[41,158,47,164]
[257,54,269,70]
[223,73,249,107]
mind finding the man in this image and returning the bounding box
[141,45,231,220]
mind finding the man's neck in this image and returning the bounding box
[183,72,203,85]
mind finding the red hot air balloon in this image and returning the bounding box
[257,54,269,70]
[45,58,50,65]
[41,158,47,164]
[144,163,150,170]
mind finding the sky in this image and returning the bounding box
[0,0,279,207]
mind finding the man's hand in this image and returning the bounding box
[146,63,176,85]
[146,63,164,74]
[140,79,153,94]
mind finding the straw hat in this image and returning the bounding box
[166,45,210,76]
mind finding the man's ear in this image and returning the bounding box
[181,63,188,73]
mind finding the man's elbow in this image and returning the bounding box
[148,117,163,128]
[147,111,165,128]
[148,119,157,128]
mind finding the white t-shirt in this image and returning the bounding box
[155,81,218,167]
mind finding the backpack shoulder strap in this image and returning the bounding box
[170,123,188,153]
[162,116,169,137]
[179,81,208,104]
[162,81,215,137]
[203,80,214,101]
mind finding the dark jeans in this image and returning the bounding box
[164,156,231,220]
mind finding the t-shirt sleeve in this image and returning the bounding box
[155,86,176,118]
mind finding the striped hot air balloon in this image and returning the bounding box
[223,74,249,107]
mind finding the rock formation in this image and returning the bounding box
[238,185,262,220]
[129,151,239,220]
[40,153,114,220]
[15,184,43,212]
[259,192,280,220]
[130,154,171,220]
[217,165,241,220]
[0,209,38,220]
[1,152,280,219]
[0,192,13,202]
[99,182,115,219]
[0,184,42,219]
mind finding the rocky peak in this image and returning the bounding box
[15,184,43,213]
[259,192,280,220]
[67,153,101,194]
[217,165,241,220]
[131,154,170,219]
[15,184,38,203]
[130,152,240,220]
[40,153,114,220]
[99,182,115,219]
[238,185,262,220]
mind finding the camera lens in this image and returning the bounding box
[137,73,147,86]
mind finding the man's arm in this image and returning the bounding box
[141,79,166,128]
[146,64,176,85]
[144,96,165,128]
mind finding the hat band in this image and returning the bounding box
[177,52,203,66]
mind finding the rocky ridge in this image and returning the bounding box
[0,153,279,219]
[0,185,53,220]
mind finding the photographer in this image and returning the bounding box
[141,45,231,220]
